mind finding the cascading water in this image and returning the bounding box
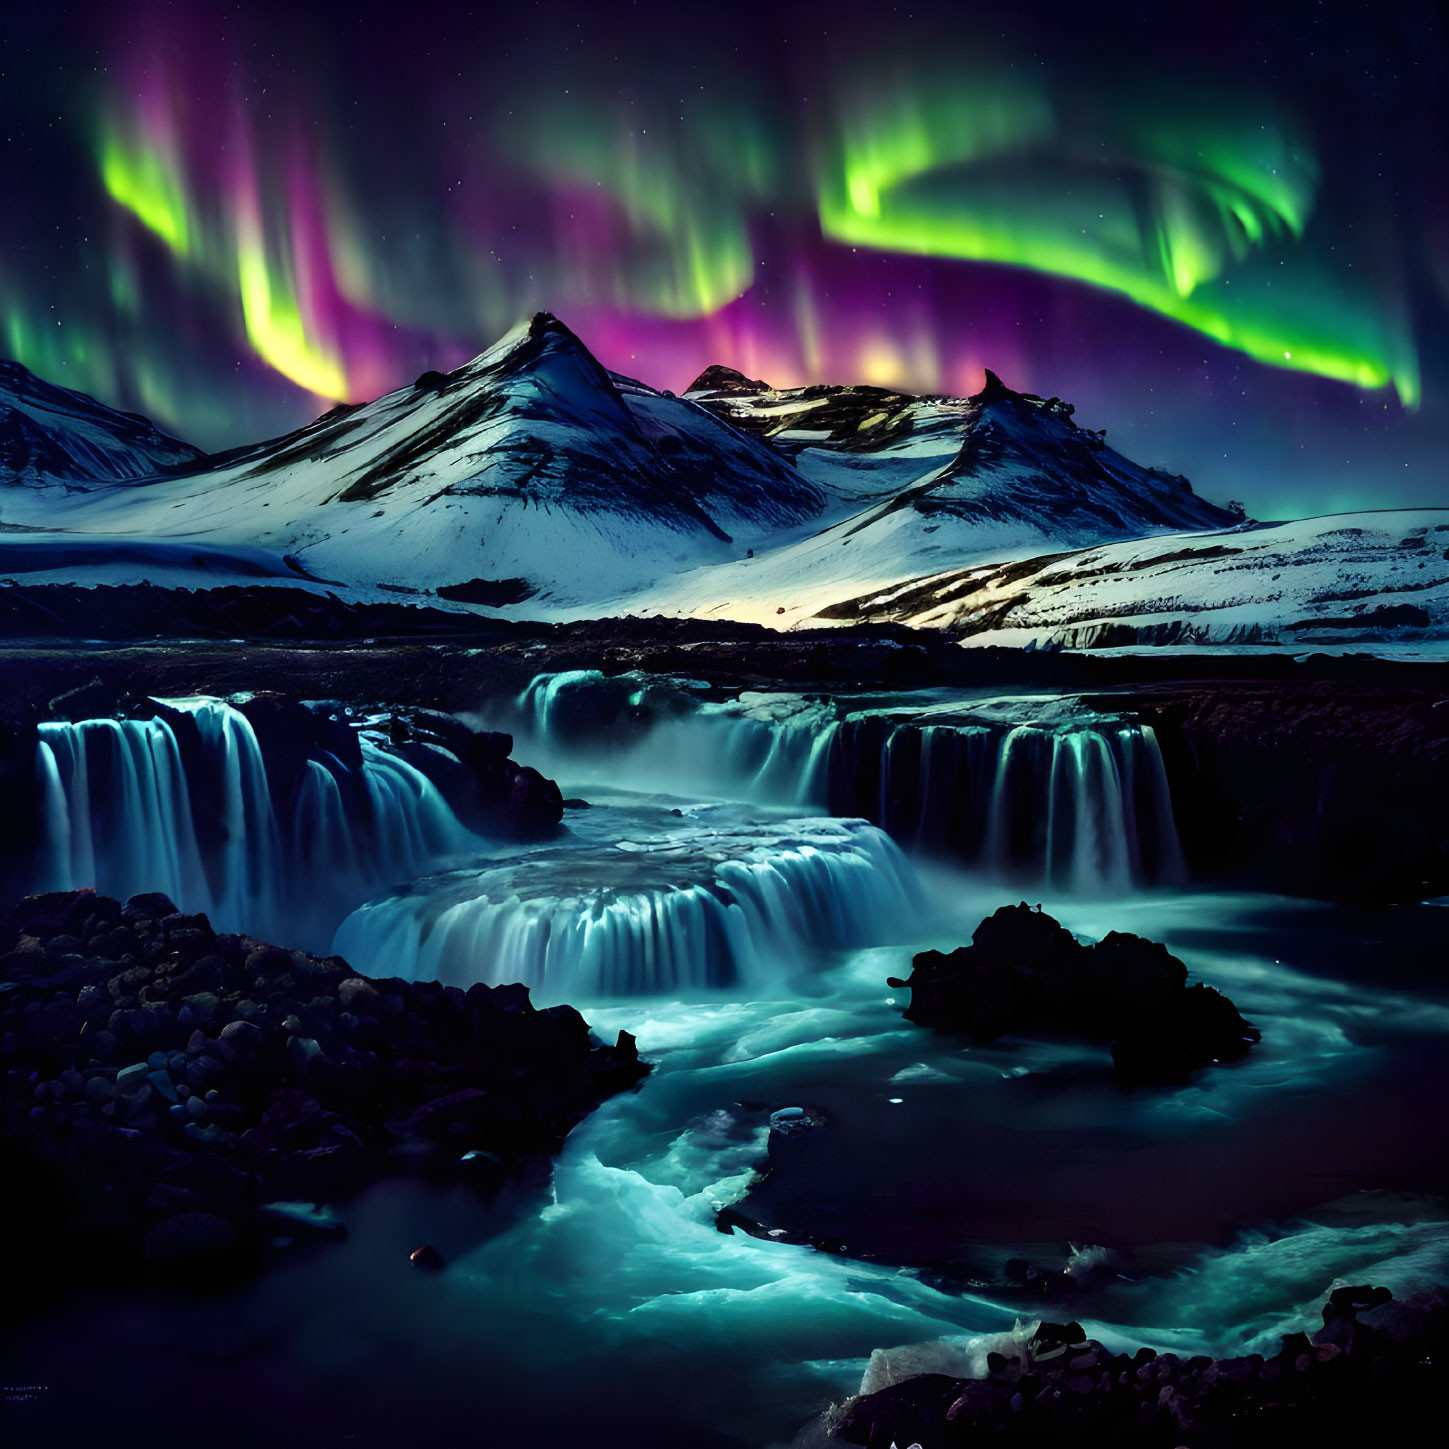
[14,680,1449,1449]
[844,711,1185,890]
[515,669,840,807]
[333,805,922,1000]
[508,671,1185,890]
[35,698,473,945]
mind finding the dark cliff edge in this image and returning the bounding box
[1119,682,1449,901]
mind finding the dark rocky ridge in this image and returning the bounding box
[797,1285,1448,1448]
[889,904,1260,1084]
[0,888,648,1290]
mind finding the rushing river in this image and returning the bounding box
[6,677,1448,1448]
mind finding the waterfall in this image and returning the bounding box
[510,672,1185,889]
[332,815,922,1000]
[820,713,1186,891]
[515,669,840,807]
[35,698,474,944]
[36,717,213,914]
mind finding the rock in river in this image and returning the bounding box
[888,902,1259,1083]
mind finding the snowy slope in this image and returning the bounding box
[807,510,1449,647]
[567,370,1207,627]
[9,319,1419,651]
[609,365,1242,629]
[0,360,205,490]
[17,315,821,607]
[686,365,1237,535]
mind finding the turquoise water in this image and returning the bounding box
[8,870,1446,1448]
[6,685,1448,1448]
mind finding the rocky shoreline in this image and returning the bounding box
[0,888,648,1291]
[797,1285,1449,1448]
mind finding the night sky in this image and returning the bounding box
[2,0,1445,516]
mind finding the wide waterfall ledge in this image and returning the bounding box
[508,670,1186,891]
[332,806,922,1001]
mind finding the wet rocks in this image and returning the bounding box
[0,888,648,1282]
[386,707,563,836]
[888,903,1259,1083]
[801,1287,1449,1448]
[229,692,562,839]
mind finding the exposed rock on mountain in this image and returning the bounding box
[5,314,821,607]
[686,361,1236,539]
[819,510,1449,644]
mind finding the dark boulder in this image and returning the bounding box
[507,764,564,835]
[389,707,562,837]
[889,904,1259,1082]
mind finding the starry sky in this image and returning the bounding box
[2,0,1445,516]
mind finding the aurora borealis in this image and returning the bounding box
[2,0,1445,513]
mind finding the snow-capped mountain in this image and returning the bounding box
[15,313,1424,650]
[10,315,821,605]
[811,509,1449,647]
[582,364,1241,628]
[685,365,1238,538]
[0,360,205,488]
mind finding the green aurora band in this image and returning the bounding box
[4,35,1429,452]
[95,111,352,400]
[498,93,781,318]
[815,71,1420,405]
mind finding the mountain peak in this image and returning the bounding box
[526,310,580,347]
[977,368,1011,400]
[685,365,772,397]
[447,311,621,401]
